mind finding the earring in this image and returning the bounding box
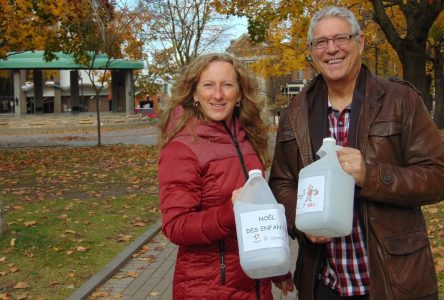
[194,101,199,107]
[236,102,240,108]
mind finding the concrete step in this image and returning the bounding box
[0,112,156,130]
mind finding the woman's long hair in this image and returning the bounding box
[157,53,269,167]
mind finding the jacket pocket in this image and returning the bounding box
[276,129,296,146]
[369,121,402,136]
[380,230,437,299]
[367,121,403,165]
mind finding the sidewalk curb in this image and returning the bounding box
[67,219,162,300]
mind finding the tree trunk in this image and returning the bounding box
[96,96,102,146]
[397,44,431,110]
[0,198,7,237]
[433,46,444,129]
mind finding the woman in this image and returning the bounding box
[158,53,292,299]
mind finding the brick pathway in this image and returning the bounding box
[88,229,298,300]
[89,232,175,300]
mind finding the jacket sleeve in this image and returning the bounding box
[360,85,444,206]
[269,109,308,243]
[158,141,235,246]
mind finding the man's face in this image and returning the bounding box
[310,16,365,86]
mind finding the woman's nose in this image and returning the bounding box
[212,86,223,98]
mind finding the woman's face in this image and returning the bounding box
[193,61,241,123]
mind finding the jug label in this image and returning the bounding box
[296,175,325,215]
[239,208,288,252]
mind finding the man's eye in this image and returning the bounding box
[315,39,327,47]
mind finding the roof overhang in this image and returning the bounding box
[0,51,144,70]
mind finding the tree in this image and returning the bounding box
[141,0,235,79]
[136,72,163,98]
[369,0,443,112]
[57,0,148,145]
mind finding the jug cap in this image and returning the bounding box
[323,137,336,143]
[248,169,262,177]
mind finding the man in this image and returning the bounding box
[269,6,444,300]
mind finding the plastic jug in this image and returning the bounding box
[295,137,354,237]
[234,169,290,279]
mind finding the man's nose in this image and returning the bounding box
[326,39,339,52]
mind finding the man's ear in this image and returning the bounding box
[359,34,365,55]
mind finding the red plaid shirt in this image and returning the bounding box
[320,104,370,296]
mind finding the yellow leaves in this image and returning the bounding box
[126,271,139,278]
[75,246,88,252]
[117,234,133,242]
[9,264,19,273]
[16,293,29,300]
[436,257,444,272]
[89,291,111,299]
[23,221,36,227]
[0,293,9,300]
[132,221,146,227]
[13,282,29,289]
[66,245,89,255]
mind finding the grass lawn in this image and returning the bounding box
[0,145,160,300]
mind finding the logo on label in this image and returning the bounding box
[296,175,325,214]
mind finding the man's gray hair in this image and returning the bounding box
[307,6,362,42]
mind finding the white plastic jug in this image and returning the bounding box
[234,169,290,279]
[295,137,355,237]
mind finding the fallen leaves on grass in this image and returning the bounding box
[0,145,160,299]
[0,145,158,204]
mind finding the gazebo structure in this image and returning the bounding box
[0,51,144,115]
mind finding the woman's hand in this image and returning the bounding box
[231,187,243,205]
[274,278,295,297]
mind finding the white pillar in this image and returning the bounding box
[124,70,134,115]
[12,70,26,115]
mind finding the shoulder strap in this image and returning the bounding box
[223,118,249,181]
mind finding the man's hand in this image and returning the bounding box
[305,233,331,244]
[338,147,366,187]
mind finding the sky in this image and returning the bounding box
[124,0,249,52]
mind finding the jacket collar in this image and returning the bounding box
[287,64,385,164]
